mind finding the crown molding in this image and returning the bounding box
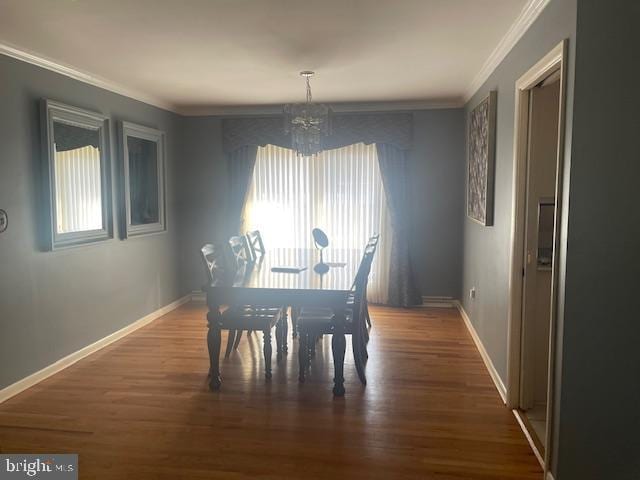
[0,42,179,113]
[0,41,462,116]
[463,0,552,103]
[177,99,464,117]
[3,0,549,116]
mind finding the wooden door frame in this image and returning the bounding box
[505,39,568,475]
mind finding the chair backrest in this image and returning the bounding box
[246,230,266,260]
[367,234,380,250]
[355,249,374,285]
[352,249,375,324]
[200,243,226,286]
[351,235,379,290]
[365,234,379,260]
[228,235,252,270]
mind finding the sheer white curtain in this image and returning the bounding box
[54,145,103,233]
[243,143,391,304]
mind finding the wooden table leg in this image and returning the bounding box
[332,314,346,396]
[207,308,222,390]
[291,307,298,339]
[232,330,243,350]
[225,329,236,358]
[298,333,307,383]
[276,320,284,362]
[282,309,289,354]
[263,328,273,379]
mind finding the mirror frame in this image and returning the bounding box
[119,121,166,238]
[41,99,112,250]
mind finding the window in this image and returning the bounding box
[243,143,390,303]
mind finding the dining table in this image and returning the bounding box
[204,247,361,396]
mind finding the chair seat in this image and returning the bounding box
[299,306,334,318]
[297,309,353,333]
[236,305,282,313]
[222,305,283,330]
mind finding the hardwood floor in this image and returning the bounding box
[0,303,542,479]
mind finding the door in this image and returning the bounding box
[519,71,561,450]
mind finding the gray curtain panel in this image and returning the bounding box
[376,143,422,307]
[226,145,259,236]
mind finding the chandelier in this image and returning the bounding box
[283,71,331,156]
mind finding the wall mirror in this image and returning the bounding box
[42,100,112,249]
[119,122,166,237]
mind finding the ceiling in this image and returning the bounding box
[0,0,534,114]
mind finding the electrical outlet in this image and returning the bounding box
[469,287,476,300]
[0,209,7,233]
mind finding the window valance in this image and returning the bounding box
[222,112,413,153]
[53,122,100,152]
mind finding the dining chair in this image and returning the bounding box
[305,234,378,339]
[201,243,225,287]
[229,235,253,268]
[227,235,274,355]
[245,230,294,345]
[230,233,291,356]
[289,227,331,341]
[246,230,266,261]
[226,235,255,352]
[200,242,286,379]
[360,234,379,330]
[294,234,379,356]
[296,245,375,386]
[337,234,379,351]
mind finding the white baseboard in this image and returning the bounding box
[0,294,193,404]
[454,300,507,403]
[190,290,206,302]
[421,296,457,308]
[512,408,545,468]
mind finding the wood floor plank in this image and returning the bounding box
[0,303,541,479]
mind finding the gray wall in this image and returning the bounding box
[177,116,226,294]
[0,55,185,390]
[555,1,640,478]
[409,109,465,299]
[461,0,577,386]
